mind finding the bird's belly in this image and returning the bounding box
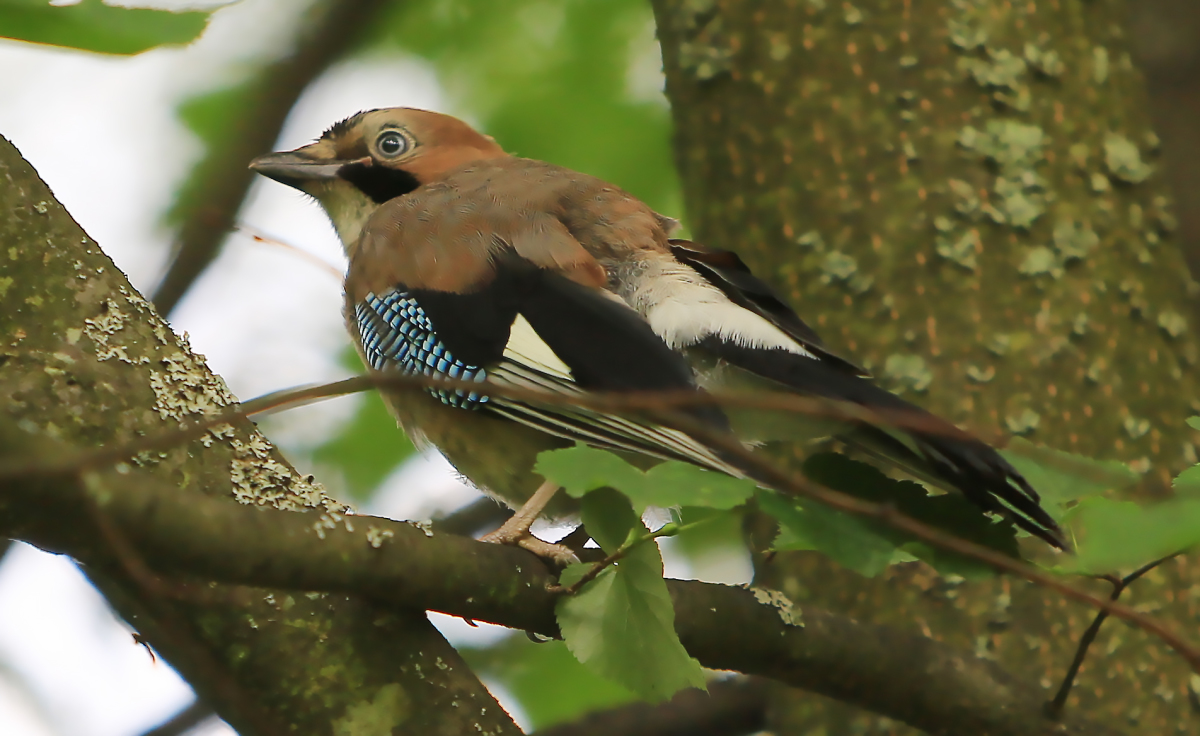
[378,386,577,515]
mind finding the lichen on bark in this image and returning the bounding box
[0,134,521,736]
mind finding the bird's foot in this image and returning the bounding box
[480,524,579,565]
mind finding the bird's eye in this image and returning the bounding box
[376,131,408,157]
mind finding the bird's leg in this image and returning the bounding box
[480,480,577,564]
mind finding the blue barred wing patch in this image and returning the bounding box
[356,290,489,409]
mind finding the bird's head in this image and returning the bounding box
[249,107,506,250]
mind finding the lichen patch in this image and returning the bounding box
[366,526,395,548]
[332,683,410,736]
[148,352,236,422]
[1104,132,1152,184]
[748,586,804,628]
[226,430,346,513]
[83,299,148,364]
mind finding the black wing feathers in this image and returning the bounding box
[397,257,729,433]
[407,282,523,366]
[701,338,1065,549]
[669,240,868,377]
[518,273,729,431]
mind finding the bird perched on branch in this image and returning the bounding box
[250,107,1066,559]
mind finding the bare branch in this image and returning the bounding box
[0,421,1126,736]
[151,0,395,315]
[1048,554,1182,716]
[4,372,1186,669]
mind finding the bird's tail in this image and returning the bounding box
[838,422,1068,550]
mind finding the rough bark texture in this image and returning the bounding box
[0,134,521,736]
[1131,0,1200,274]
[652,0,1199,733]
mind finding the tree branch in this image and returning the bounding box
[152,0,395,315]
[139,700,216,736]
[9,371,1182,669]
[0,421,1124,736]
[0,132,522,736]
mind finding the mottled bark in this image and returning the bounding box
[0,134,521,736]
[1131,0,1200,274]
[653,0,1199,733]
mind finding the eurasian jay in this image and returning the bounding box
[250,107,1065,559]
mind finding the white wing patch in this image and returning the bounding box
[620,256,818,357]
[503,314,573,380]
[486,312,745,477]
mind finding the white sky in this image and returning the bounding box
[0,2,748,733]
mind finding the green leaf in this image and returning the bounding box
[1067,497,1200,574]
[580,487,638,555]
[1187,417,1200,432]
[168,78,261,225]
[459,636,635,730]
[667,506,746,558]
[1001,438,1140,516]
[536,445,755,512]
[0,0,210,55]
[772,451,1017,576]
[556,531,706,701]
[1173,465,1200,495]
[759,489,898,577]
[538,446,643,498]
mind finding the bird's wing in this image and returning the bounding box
[700,338,1064,548]
[642,243,1065,548]
[352,247,745,478]
[668,240,868,376]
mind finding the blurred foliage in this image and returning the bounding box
[0,0,210,55]
[310,371,415,503]
[168,79,264,226]
[373,0,679,215]
[460,636,636,730]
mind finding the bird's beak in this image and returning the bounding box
[249,151,366,189]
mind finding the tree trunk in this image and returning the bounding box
[653,0,1199,732]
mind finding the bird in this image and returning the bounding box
[249,107,1066,560]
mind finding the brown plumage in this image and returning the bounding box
[250,107,1068,556]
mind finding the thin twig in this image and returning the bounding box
[1046,553,1181,716]
[236,225,344,279]
[151,0,394,315]
[645,409,1200,673]
[4,373,1195,669]
[0,371,1132,488]
[553,518,716,595]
